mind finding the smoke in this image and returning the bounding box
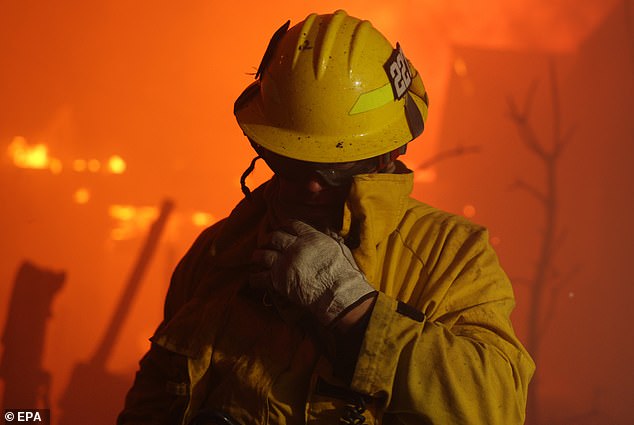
[411,0,619,51]
[0,1,625,423]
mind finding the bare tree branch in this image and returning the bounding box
[551,228,568,262]
[416,145,481,170]
[555,124,576,157]
[507,61,577,425]
[549,60,562,149]
[522,125,549,160]
[509,178,548,205]
[506,97,522,122]
[507,78,540,121]
[507,101,549,160]
[539,283,563,334]
[524,79,539,117]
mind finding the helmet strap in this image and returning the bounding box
[240,155,262,199]
[377,145,408,172]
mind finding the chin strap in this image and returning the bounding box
[240,155,262,199]
[377,144,407,171]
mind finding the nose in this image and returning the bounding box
[304,173,328,193]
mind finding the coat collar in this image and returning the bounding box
[341,166,414,283]
[210,166,414,281]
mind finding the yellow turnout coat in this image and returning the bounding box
[119,170,534,425]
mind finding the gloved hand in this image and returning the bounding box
[250,220,375,326]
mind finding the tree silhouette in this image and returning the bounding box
[507,60,579,425]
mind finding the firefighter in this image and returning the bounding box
[119,10,534,425]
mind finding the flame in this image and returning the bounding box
[87,159,101,173]
[110,205,139,221]
[108,205,159,240]
[74,188,91,204]
[72,156,126,174]
[192,212,215,227]
[108,155,126,174]
[8,136,50,169]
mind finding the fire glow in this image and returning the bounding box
[7,136,127,175]
[7,136,59,172]
[192,212,215,227]
[108,205,159,240]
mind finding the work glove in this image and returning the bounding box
[250,220,375,326]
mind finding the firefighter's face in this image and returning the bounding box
[275,172,350,231]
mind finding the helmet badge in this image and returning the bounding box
[384,43,412,100]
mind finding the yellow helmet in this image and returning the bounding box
[234,9,429,163]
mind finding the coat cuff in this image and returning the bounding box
[350,292,426,397]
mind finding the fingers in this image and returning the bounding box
[251,248,279,269]
[249,249,277,290]
[259,229,297,251]
[257,220,324,252]
[284,219,319,237]
[265,220,333,245]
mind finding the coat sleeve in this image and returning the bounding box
[350,225,535,425]
[117,343,190,425]
[117,224,222,425]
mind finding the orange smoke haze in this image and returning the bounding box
[0,1,630,424]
